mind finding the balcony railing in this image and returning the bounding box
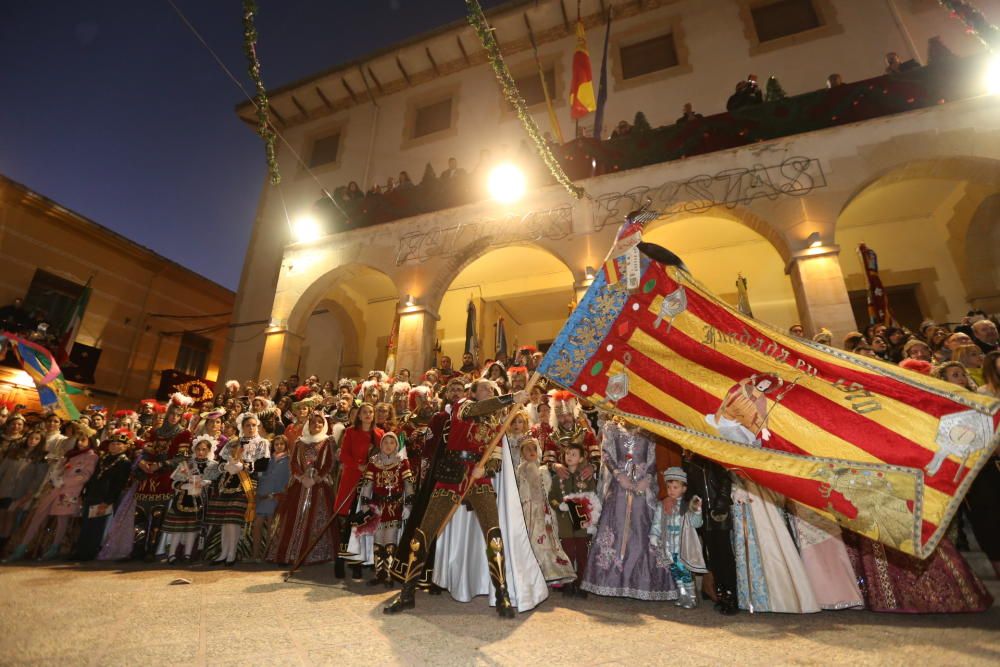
[314,54,990,234]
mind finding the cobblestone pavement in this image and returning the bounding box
[0,562,997,666]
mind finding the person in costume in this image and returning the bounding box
[204,413,269,566]
[194,408,227,458]
[335,403,383,579]
[788,504,864,610]
[683,454,740,615]
[0,412,27,470]
[267,411,340,566]
[384,379,529,618]
[730,475,820,613]
[399,385,435,490]
[0,427,48,552]
[161,434,218,563]
[505,408,531,469]
[581,420,675,600]
[73,428,134,561]
[283,394,318,449]
[354,431,414,587]
[137,399,158,430]
[515,437,576,585]
[89,408,110,444]
[252,434,290,562]
[545,391,599,476]
[250,395,284,438]
[131,392,194,561]
[390,381,411,420]
[548,441,600,597]
[508,366,529,393]
[649,467,705,609]
[374,401,399,435]
[6,421,99,561]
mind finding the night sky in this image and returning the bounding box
[1,1,506,291]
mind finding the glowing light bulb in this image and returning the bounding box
[487,163,526,204]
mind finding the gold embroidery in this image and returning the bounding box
[814,466,916,552]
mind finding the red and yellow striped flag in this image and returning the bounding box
[539,249,998,559]
[569,19,596,120]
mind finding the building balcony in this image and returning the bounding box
[311,53,992,236]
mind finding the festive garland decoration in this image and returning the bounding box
[466,0,585,200]
[938,0,1000,51]
[242,0,280,184]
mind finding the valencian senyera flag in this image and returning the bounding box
[1,331,82,420]
[569,19,596,120]
[538,211,999,559]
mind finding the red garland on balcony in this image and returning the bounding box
[938,0,1000,51]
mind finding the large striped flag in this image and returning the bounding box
[1,332,81,420]
[568,19,596,120]
[538,227,998,559]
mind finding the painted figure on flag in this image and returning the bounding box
[705,373,787,445]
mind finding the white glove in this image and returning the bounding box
[402,506,411,521]
[559,502,569,512]
[224,461,243,474]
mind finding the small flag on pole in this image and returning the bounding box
[465,299,479,366]
[592,10,612,139]
[736,273,754,318]
[495,316,508,363]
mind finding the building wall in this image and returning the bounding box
[0,177,235,411]
[226,0,1000,382]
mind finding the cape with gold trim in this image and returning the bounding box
[538,254,999,559]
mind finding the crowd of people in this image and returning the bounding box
[0,315,996,617]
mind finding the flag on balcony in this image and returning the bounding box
[1,332,81,420]
[465,299,479,366]
[592,11,612,138]
[538,223,999,559]
[56,276,92,365]
[495,316,508,363]
[527,19,564,144]
[385,312,400,377]
[736,273,754,317]
[569,19,596,120]
[858,244,892,326]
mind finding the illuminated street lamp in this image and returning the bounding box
[292,214,321,243]
[487,163,526,204]
[985,55,1000,95]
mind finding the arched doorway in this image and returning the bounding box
[835,157,1000,329]
[290,264,399,379]
[643,212,798,330]
[436,245,576,364]
[964,193,1000,313]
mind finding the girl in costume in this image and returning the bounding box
[0,427,48,552]
[161,435,218,563]
[355,432,414,587]
[252,434,291,561]
[73,428,135,561]
[335,403,383,579]
[549,442,600,597]
[515,437,576,585]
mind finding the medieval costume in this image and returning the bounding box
[161,435,219,563]
[515,454,576,584]
[581,421,676,600]
[684,455,740,614]
[252,436,290,560]
[385,384,527,617]
[73,429,134,561]
[843,532,993,613]
[204,418,269,566]
[131,393,194,560]
[649,467,706,609]
[250,397,284,438]
[789,505,864,610]
[267,415,339,566]
[399,386,434,490]
[730,477,820,613]
[353,432,415,586]
[7,427,98,561]
[549,451,600,595]
[334,414,383,578]
[390,382,411,421]
[0,427,48,551]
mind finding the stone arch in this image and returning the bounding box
[965,193,1000,312]
[644,202,795,266]
[286,261,400,338]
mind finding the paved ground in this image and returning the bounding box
[0,562,997,666]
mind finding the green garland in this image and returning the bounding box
[466,0,585,199]
[938,0,1000,51]
[242,0,280,184]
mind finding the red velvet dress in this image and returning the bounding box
[334,427,383,516]
[267,435,338,565]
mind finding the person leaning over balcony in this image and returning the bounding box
[397,171,414,190]
[726,75,762,111]
[611,120,632,138]
[884,51,918,75]
[343,181,364,201]
[675,103,702,125]
[826,73,844,89]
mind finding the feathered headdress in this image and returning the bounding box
[225,380,240,394]
[168,392,195,409]
[549,389,579,428]
[391,381,411,397]
[408,385,432,411]
[293,385,314,402]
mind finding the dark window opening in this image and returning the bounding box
[413,98,453,138]
[620,33,679,80]
[175,332,212,378]
[23,269,85,336]
[507,68,557,109]
[751,0,821,43]
[308,133,341,168]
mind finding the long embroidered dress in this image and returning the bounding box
[790,505,863,610]
[581,422,676,600]
[267,432,338,565]
[515,460,576,584]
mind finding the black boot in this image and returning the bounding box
[486,527,515,619]
[383,530,427,615]
[351,563,364,580]
[716,587,740,616]
[367,545,385,586]
[383,544,396,588]
[334,557,346,579]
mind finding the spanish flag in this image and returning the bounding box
[539,232,998,559]
[569,19,596,120]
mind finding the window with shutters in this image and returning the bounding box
[175,332,212,378]
[413,98,453,139]
[620,33,679,80]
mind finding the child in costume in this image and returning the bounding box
[252,434,291,561]
[515,437,576,585]
[548,441,601,597]
[356,432,414,587]
[161,435,218,563]
[649,467,705,609]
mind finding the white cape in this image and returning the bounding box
[432,436,550,612]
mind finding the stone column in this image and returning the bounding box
[395,305,439,375]
[786,245,858,342]
[258,328,303,383]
